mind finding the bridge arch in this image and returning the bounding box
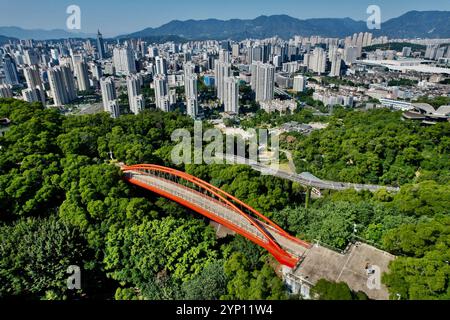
[121,164,310,268]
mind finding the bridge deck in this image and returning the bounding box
[126,171,308,259]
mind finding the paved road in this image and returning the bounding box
[217,154,400,193]
[280,149,297,173]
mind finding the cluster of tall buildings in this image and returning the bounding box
[425,45,450,61]
[345,32,373,48]
[214,50,239,114]
[5,28,448,121]
[48,65,77,106]
[0,34,108,107]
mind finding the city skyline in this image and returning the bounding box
[1,0,450,37]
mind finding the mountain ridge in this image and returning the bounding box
[1,11,449,41]
[0,26,95,40]
[118,11,450,40]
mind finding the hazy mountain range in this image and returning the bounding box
[0,26,94,41]
[0,11,449,41]
[0,35,17,45]
[118,11,450,40]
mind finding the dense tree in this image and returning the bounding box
[290,109,449,186]
[311,279,368,300]
[1,98,448,300]
[382,216,450,300]
[103,216,218,286]
[0,216,94,299]
[181,260,228,300]
[222,253,288,300]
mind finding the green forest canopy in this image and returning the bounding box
[0,98,449,300]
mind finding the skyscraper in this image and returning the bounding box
[184,62,196,97]
[250,62,259,91]
[155,56,168,76]
[214,60,231,103]
[293,75,307,93]
[89,62,103,81]
[97,30,106,60]
[126,74,144,115]
[22,88,41,103]
[113,46,136,75]
[186,97,198,118]
[224,77,239,114]
[154,75,170,112]
[0,84,13,98]
[2,54,19,85]
[48,66,77,106]
[100,77,120,118]
[24,49,39,65]
[344,46,359,65]
[74,61,91,92]
[219,49,231,64]
[184,62,198,118]
[61,65,77,101]
[107,100,120,119]
[169,89,177,106]
[23,65,45,104]
[329,53,342,77]
[232,44,240,58]
[309,47,327,75]
[254,63,275,102]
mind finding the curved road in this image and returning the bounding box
[218,154,400,193]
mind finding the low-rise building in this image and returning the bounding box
[260,99,297,114]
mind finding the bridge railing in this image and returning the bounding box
[129,172,268,241]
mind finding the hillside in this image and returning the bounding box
[119,11,450,40]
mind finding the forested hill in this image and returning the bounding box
[0,99,449,300]
[119,11,450,40]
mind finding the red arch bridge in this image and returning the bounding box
[121,164,311,268]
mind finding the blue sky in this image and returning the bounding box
[1,0,450,36]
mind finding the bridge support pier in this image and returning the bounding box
[284,272,313,299]
[305,187,312,209]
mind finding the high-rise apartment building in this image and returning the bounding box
[2,54,19,85]
[214,60,232,103]
[293,75,307,92]
[309,47,327,74]
[155,56,168,76]
[126,74,144,115]
[22,88,41,103]
[74,61,91,91]
[113,46,136,75]
[154,75,170,112]
[48,66,77,106]
[224,77,239,114]
[344,46,359,65]
[252,62,275,102]
[232,44,240,58]
[23,65,45,104]
[97,30,106,60]
[329,53,342,77]
[0,84,13,98]
[184,66,198,118]
[100,77,120,118]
